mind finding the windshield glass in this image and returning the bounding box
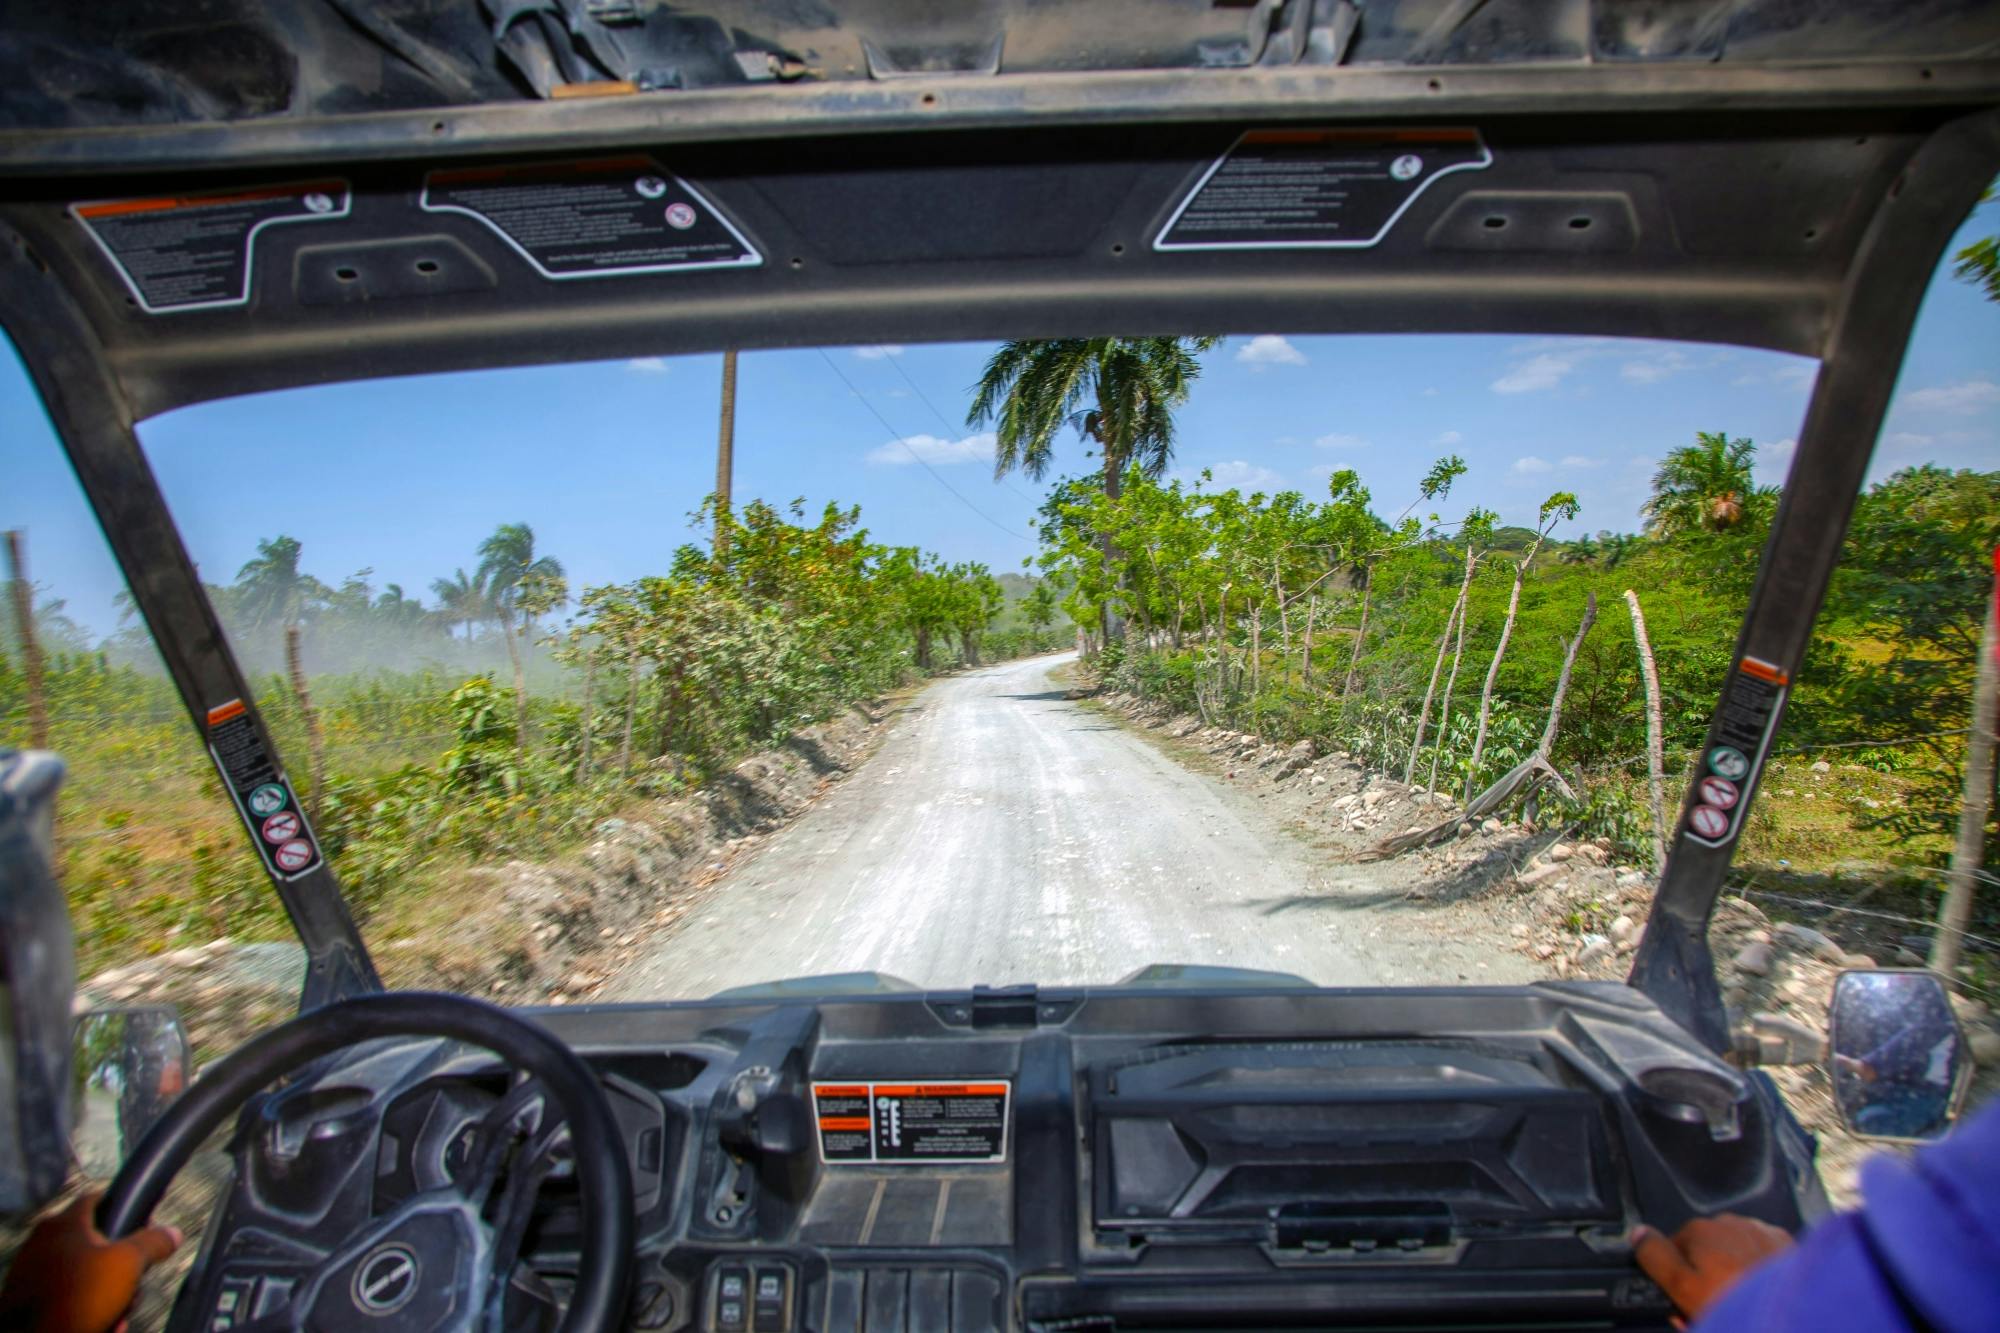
[3,204,1995,1199]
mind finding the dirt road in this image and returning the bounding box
[610,652,1531,999]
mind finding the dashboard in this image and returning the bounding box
[171,979,1824,1332]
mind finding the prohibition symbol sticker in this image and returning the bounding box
[1697,776,1740,810]
[247,783,288,816]
[1688,805,1730,840]
[261,811,301,844]
[274,840,314,872]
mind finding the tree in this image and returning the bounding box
[1407,507,1495,788]
[1465,491,1580,795]
[968,337,1218,641]
[430,568,486,641]
[477,523,566,748]
[1951,182,1998,302]
[235,535,320,630]
[1642,432,1772,538]
[1342,456,1464,700]
[1024,581,1058,632]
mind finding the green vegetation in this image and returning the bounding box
[0,499,1066,977]
[1032,442,1999,908]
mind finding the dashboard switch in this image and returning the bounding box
[714,1268,751,1332]
[752,1267,791,1331]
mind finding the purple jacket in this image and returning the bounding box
[1696,1098,2000,1332]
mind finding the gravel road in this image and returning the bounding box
[610,652,1529,999]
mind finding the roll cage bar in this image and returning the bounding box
[0,56,1994,1037]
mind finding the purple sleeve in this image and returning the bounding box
[1694,1099,2000,1333]
[1691,1210,1914,1331]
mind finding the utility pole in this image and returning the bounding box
[715,348,738,556]
[5,530,49,749]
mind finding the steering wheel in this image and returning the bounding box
[98,993,634,1333]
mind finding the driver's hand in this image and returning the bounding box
[1632,1214,1792,1322]
[0,1190,183,1333]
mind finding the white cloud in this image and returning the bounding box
[1181,459,1286,491]
[1235,335,1307,367]
[626,356,670,374]
[1303,463,1336,481]
[865,431,994,466]
[1559,454,1602,469]
[1512,455,1554,474]
[853,345,905,360]
[1619,349,1691,385]
[1315,432,1369,450]
[1883,431,1936,453]
[1899,378,2000,414]
[1492,350,1586,394]
[1435,429,1463,445]
[1423,387,1440,397]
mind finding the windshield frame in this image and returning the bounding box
[1,89,1995,1041]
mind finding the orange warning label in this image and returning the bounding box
[811,1080,1009,1164]
[71,179,350,312]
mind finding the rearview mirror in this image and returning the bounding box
[1827,969,1968,1143]
[72,1006,189,1177]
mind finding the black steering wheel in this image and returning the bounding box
[98,992,634,1333]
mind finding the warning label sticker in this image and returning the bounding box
[1683,656,1789,849]
[419,157,759,279]
[205,699,324,882]
[1156,128,1490,251]
[71,180,351,313]
[812,1081,1009,1165]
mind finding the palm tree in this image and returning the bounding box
[968,337,1218,639]
[1599,532,1644,568]
[430,568,486,641]
[1642,432,1769,538]
[1560,534,1601,565]
[235,535,315,630]
[476,524,565,746]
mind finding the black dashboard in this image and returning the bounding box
[174,979,1825,1332]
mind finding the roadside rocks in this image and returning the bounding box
[1773,922,1849,965]
[1732,940,1776,976]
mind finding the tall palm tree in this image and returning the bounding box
[476,523,565,746]
[968,337,1218,639]
[1642,432,1769,538]
[235,535,314,630]
[430,568,486,641]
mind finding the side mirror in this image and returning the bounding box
[1826,969,1969,1143]
[72,1006,190,1177]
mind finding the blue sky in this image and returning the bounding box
[5,196,1997,639]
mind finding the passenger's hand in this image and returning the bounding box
[0,1190,183,1333]
[1632,1214,1792,1322]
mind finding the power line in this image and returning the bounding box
[883,353,1042,505]
[815,349,1032,546]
